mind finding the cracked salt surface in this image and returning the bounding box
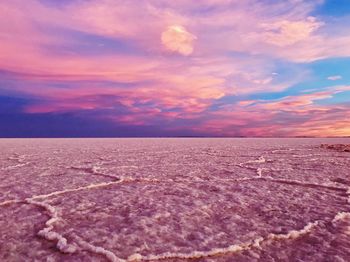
[0,138,350,261]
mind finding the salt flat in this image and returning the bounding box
[0,138,350,261]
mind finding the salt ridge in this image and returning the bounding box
[26,198,77,254]
[331,188,350,236]
[2,162,30,170]
[74,235,122,262]
[30,179,127,200]
[125,221,320,261]
[244,156,266,165]
[0,199,22,206]
[70,166,119,180]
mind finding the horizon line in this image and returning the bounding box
[0,136,349,139]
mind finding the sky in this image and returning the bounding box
[0,0,349,137]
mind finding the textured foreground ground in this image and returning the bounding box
[0,138,350,262]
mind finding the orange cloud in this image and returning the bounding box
[161,25,196,55]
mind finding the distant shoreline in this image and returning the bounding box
[0,136,349,139]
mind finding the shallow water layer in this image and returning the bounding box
[0,138,349,261]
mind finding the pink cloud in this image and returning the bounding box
[260,17,323,47]
[184,87,350,137]
[262,91,336,111]
[327,75,342,81]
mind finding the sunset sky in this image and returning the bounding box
[0,0,349,137]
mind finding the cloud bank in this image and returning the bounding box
[0,0,349,137]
